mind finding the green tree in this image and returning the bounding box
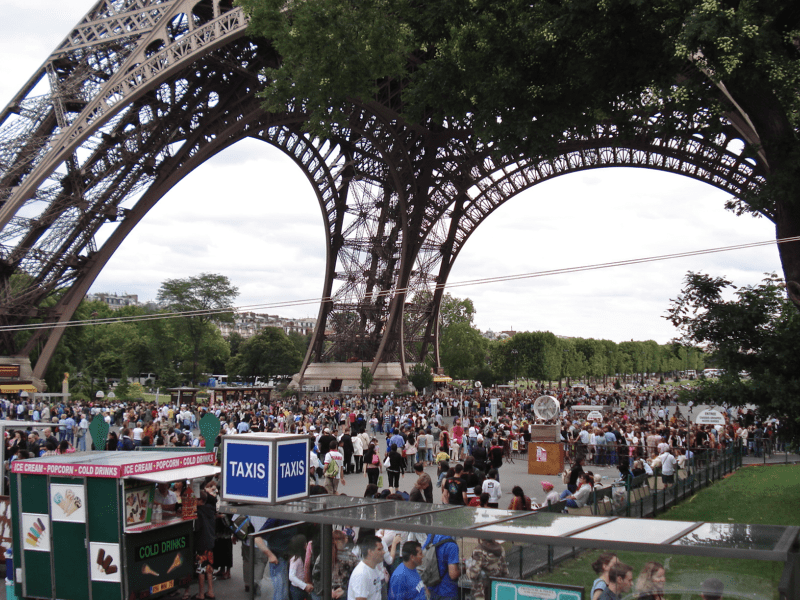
[157,273,238,385]
[439,294,476,331]
[240,0,800,304]
[115,367,131,399]
[512,331,561,382]
[408,362,433,393]
[234,327,303,381]
[667,272,800,441]
[439,322,487,380]
[360,366,374,396]
[227,332,245,358]
[288,331,312,362]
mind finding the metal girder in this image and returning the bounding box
[0,0,770,385]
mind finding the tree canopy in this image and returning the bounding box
[667,271,800,440]
[241,0,800,301]
[157,273,238,385]
[226,326,303,382]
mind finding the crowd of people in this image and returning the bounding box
[1,385,763,599]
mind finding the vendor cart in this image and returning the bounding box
[9,450,219,600]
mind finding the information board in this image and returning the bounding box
[695,409,726,426]
[491,578,583,600]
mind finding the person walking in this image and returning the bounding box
[347,535,384,600]
[323,440,346,494]
[388,541,425,600]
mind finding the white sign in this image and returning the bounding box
[695,409,726,426]
[587,411,604,421]
[22,513,50,552]
[50,483,86,523]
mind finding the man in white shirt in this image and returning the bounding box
[348,535,384,600]
[153,482,177,514]
[323,440,346,494]
[659,448,677,487]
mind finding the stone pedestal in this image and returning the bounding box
[0,357,46,391]
[289,362,414,394]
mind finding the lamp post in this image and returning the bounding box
[511,349,518,389]
[89,311,98,401]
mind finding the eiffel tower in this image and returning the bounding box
[0,0,767,389]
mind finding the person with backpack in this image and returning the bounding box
[420,534,460,600]
[388,541,425,600]
[117,428,135,451]
[323,440,346,494]
[364,442,383,486]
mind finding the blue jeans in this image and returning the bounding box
[270,557,289,600]
[430,590,459,600]
[77,435,86,452]
[560,489,579,508]
[290,585,309,600]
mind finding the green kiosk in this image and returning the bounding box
[9,451,219,600]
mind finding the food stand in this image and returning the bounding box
[9,451,219,600]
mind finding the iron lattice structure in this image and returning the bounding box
[0,0,768,383]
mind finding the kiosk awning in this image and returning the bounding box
[127,464,220,483]
[433,376,452,383]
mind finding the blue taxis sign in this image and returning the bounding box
[221,434,309,504]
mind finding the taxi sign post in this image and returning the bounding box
[221,433,310,505]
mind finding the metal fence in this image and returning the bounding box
[504,443,744,577]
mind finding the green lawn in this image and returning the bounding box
[660,464,800,526]
[526,464,800,599]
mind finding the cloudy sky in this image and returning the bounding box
[0,1,784,344]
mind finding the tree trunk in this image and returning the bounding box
[774,202,800,307]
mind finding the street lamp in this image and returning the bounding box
[511,349,518,388]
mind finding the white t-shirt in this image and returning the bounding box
[660,452,677,476]
[324,450,344,480]
[482,479,502,503]
[347,561,382,600]
[154,488,177,507]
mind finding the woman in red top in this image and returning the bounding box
[451,421,464,460]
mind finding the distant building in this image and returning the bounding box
[86,292,138,310]
[216,312,316,339]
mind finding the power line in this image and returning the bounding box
[1,235,795,333]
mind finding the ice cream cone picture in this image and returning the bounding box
[167,553,183,574]
[142,564,160,577]
[52,485,85,521]
[22,514,50,551]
